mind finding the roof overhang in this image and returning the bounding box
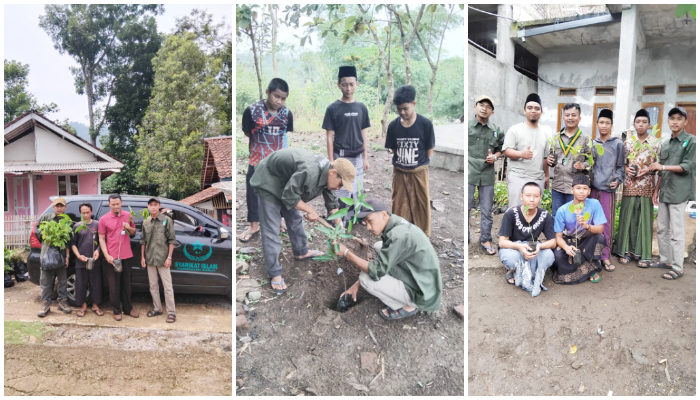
[4,161,123,173]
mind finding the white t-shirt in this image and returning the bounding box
[502,122,550,180]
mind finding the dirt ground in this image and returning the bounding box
[467,208,697,396]
[235,130,465,396]
[4,280,232,396]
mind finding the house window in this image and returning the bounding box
[678,84,696,94]
[58,175,80,196]
[643,85,665,95]
[641,102,664,136]
[4,179,8,212]
[559,88,577,96]
[595,87,615,96]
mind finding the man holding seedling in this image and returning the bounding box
[98,194,137,321]
[332,199,442,320]
[250,148,356,294]
[323,66,371,222]
[614,109,660,268]
[385,85,435,236]
[552,174,607,284]
[238,78,294,242]
[589,109,625,273]
[648,106,696,280]
[497,182,556,296]
[70,203,103,317]
[468,95,504,256]
[35,197,72,317]
[502,93,551,208]
[140,197,177,323]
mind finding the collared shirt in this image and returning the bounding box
[467,116,504,186]
[551,128,592,194]
[368,215,442,311]
[140,213,177,267]
[623,135,660,198]
[98,211,135,260]
[249,148,339,213]
[659,129,696,204]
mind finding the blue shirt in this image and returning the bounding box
[554,198,607,237]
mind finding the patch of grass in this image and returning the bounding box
[236,252,253,262]
[236,134,249,160]
[370,143,385,151]
[4,321,54,345]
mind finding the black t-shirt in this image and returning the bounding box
[498,206,555,242]
[321,100,371,152]
[385,114,435,169]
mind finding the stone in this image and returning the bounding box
[236,278,259,302]
[236,315,249,329]
[243,304,250,312]
[28,335,37,344]
[236,261,249,274]
[453,305,464,319]
[236,379,244,388]
[236,303,245,316]
[431,200,445,212]
[631,348,649,365]
[247,291,262,301]
[360,352,378,373]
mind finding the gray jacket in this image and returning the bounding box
[591,136,626,192]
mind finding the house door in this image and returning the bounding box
[13,177,30,216]
[677,102,696,136]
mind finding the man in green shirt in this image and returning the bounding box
[332,199,442,320]
[648,107,696,280]
[250,148,356,294]
[140,197,177,322]
[468,95,504,255]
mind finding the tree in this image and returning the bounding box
[39,4,164,146]
[387,5,425,85]
[236,5,264,100]
[268,5,280,77]
[135,32,227,199]
[4,59,58,124]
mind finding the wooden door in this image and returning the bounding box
[677,102,696,136]
[592,103,614,139]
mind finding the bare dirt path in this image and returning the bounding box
[235,130,465,395]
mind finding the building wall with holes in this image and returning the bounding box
[468,44,538,134]
[537,41,695,140]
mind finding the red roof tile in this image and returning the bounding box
[180,186,223,206]
[201,136,232,188]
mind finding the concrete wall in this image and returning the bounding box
[35,125,96,163]
[468,44,539,133]
[4,132,36,161]
[538,41,696,140]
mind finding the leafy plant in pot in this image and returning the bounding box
[547,135,558,166]
[38,214,73,270]
[311,223,357,312]
[73,214,99,271]
[567,202,591,266]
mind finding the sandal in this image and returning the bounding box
[378,307,419,320]
[147,310,163,318]
[295,250,323,261]
[92,309,104,316]
[166,314,176,323]
[480,242,496,256]
[602,260,615,272]
[637,260,651,268]
[649,260,673,269]
[270,278,288,295]
[662,270,684,280]
[237,230,260,243]
[618,254,631,264]
[505,269,515,285]
[590,273,601,283]
[77,309,86,317]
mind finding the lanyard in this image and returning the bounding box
[559,128,582,157]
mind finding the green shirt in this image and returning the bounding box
[368,215,442,311]
[468,116,504,186]
[139,213,177,267]
[250,148,339,213]
[659,129,696,204]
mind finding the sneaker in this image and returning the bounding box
[37,300,51,317]
[57,299,72,314]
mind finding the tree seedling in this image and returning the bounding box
[38,214,73,251]
[4,246,13,274]
[626,126,661,176]
[547,135,558,166]
[327,181,373,234]
[567,202,591,265]
[522,205,538,253]
[311,223,357,312]
[74,214,99,270]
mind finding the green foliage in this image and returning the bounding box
[5,321,55,345]
[541,189,552,214]
[328,181,372,232]
[676,4,696,19]
[38,215,73,251]
[4,247,12,274]
[135,32,228,199]
[494,181,509,207]
[613,200,622,240]
[4,59,59,124]
[627,130,661,163]
[236,133,250,160]
[73,214,98,252]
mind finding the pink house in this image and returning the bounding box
[4,110,124,217]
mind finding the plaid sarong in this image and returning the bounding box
[333,152,364,204]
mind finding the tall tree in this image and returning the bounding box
[268,5,280,77]
[236,5,264,100]
[39,4,164,145]
[135,32,226,199]
[100,18,161,195]
[4,59,58,124]
[387,5,425,85]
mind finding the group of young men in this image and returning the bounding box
[469,93,696,296]
[36,195,178,322]
[238,66,442,320]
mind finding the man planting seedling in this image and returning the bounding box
[552,174,607,284]
[331,199,441,320]
[249,148,356,295]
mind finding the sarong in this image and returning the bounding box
[391,165,431,236]
[552,232,606,284]
[333,152,364,206]
[590,188,615,260]
[613,196,653,261]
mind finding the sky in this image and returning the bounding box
[235,5,464,59]
[4,4,232,126]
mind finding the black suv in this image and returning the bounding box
[28,195,232,306]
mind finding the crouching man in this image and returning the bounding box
[332,199,442,320]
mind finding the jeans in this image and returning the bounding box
[40,267,68,303]
[551,190,573,219]
[258,195,309,279]
[468,184,494,244]
[499,241,555,297]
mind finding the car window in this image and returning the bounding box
[65,201,101,223]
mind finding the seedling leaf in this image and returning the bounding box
[340,197,354,206]
[337,233,354,239]
[328,208,348,220]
